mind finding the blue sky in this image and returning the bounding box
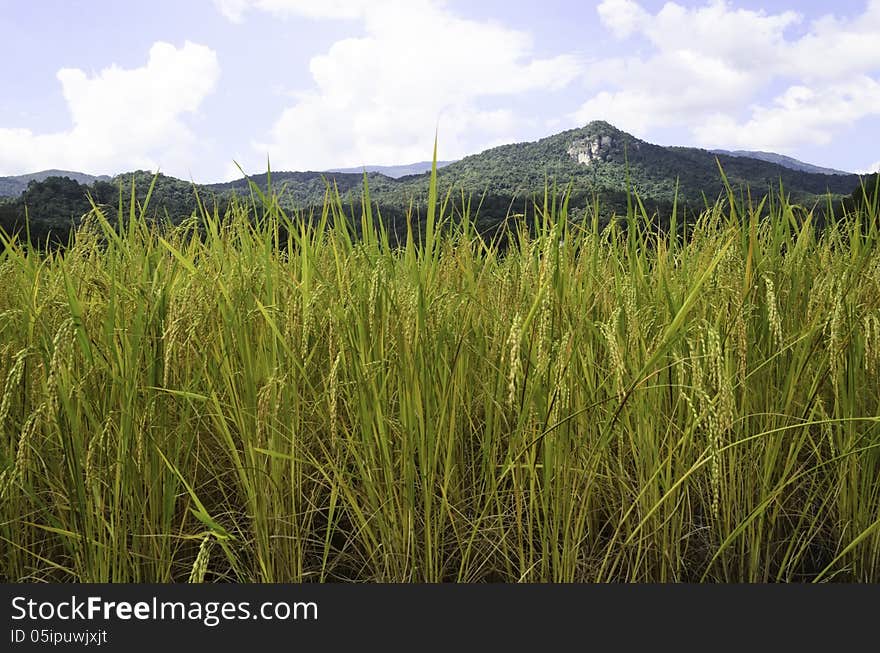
[1,0,878,181]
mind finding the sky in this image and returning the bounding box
[0,0,878,182]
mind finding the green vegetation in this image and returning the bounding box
[850,173,880,211]
[431,121,857,204]
[0,176,119,248]
[1,164,879,583]
[0,172,233,248]
[0,170,111,199]
[207,121,861,219]
[0,122,863,248]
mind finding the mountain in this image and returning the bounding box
[204,122,859,214]
[324,160,455,178]
[0,169,111,198]
[204,169,398,196]
[709,150,851,176]
[1,122,865,248]
[410,121,859,211]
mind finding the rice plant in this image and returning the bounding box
[1,165,879,583]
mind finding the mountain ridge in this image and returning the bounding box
[0,122,858,199]
[418,121,858,206]
[324,160,456,178]
[0,121,867,247]
[709,149,851,176]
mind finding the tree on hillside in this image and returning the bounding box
[851,173,879,210]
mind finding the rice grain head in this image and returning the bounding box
[601,308,625,398]
[329,351,342,440]
[1,405,42,500]
[0,348,28,430]
[506,313,523,409]
[188,534,213,583]
[828,287,845,397]
[763,276,783,350]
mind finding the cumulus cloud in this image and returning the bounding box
[694,77,880,150]
[576,0,880,151]
[0,41,219,176]
[219,0,582,169]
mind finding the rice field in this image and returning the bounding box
[1,171,879,582]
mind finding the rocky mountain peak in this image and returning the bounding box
[566,125,640,166]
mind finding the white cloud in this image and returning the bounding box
[694,77,880,150]
[223,0,581,170]
[596,0,650,39]
[214,0,249,22]
[858,161,880,174]
[0,41,219,176]
[214,0,374,23]
[578,0,880,150]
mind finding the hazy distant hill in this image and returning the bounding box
[0,169,111,198]
[324,160,455,178]
[710,149,851,176]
